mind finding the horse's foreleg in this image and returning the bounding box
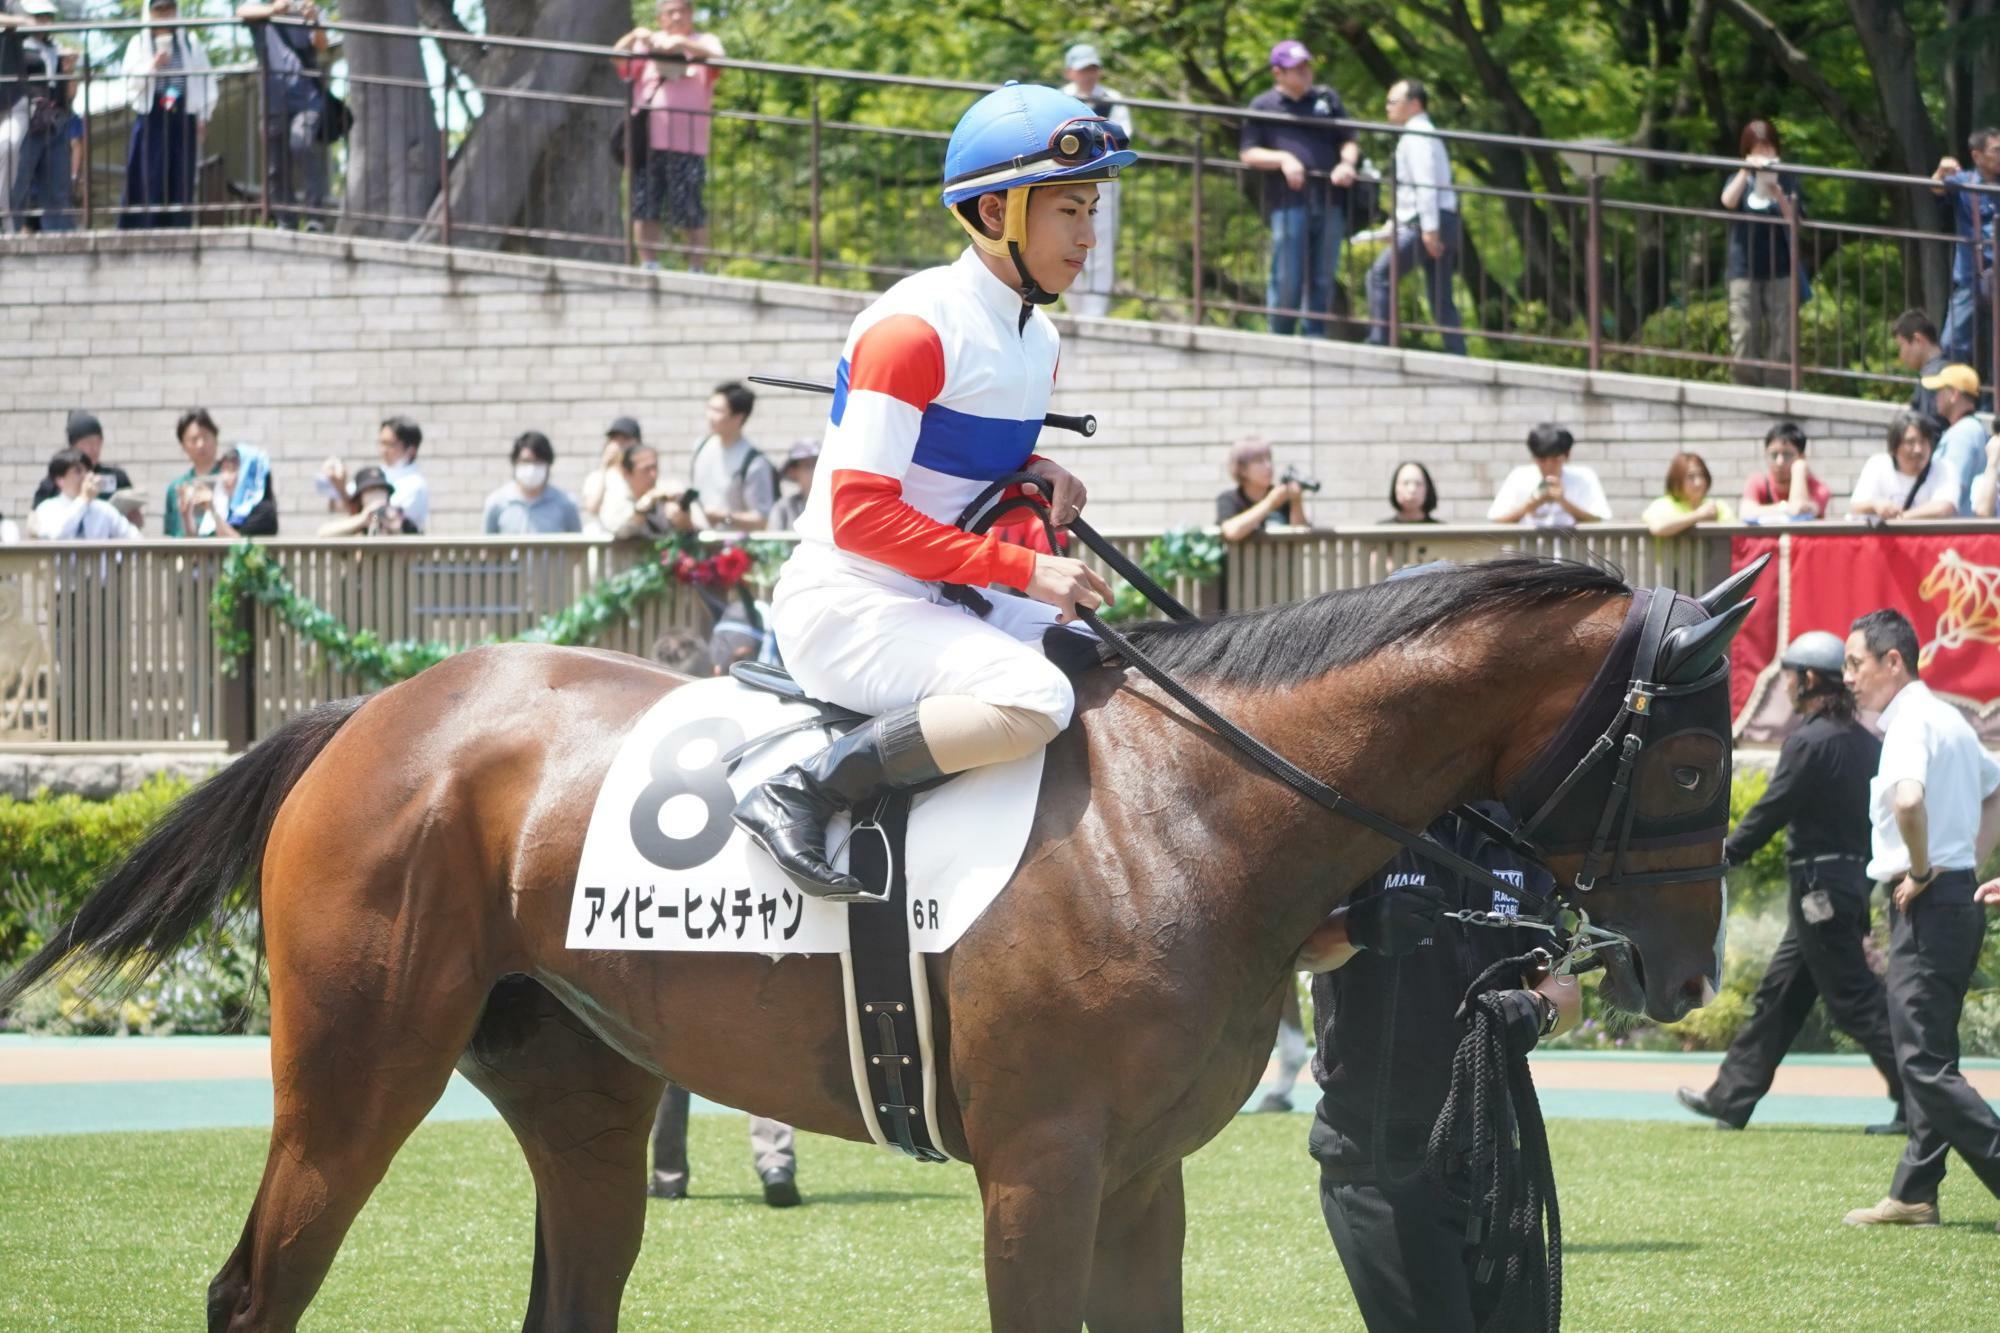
[974,1123,1109,1332]
[1083,1165,1187,1333]
[457,977,662,1333]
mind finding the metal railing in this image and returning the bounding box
[0,522,1736,750]
[11,16,1997,400]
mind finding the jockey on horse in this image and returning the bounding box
[732,82,1132,901]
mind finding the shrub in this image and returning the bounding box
[0,776,195,960]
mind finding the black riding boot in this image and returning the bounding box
[732,705,943,901]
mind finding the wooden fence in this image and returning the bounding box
[0,525,1730,750]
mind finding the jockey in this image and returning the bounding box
[732,83,1134,901]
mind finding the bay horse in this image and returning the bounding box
[0,559,1747,1331]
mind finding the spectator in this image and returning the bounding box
[1894,309,1951,425]
[614,0,724,272]
[1216,437,1308,541]
[27,449,140,539]
[0,1,75,234]
[1486,424,1610,527]
[1643,451,1736,536]
[1740,421,1831,521]
[317,465,415,536]
[1380,460,1438,524]
[237,2,331,229]
[1059,41,1131,319]
[1849,411,1958,522]
[118,0,215,230]
[30,411,133,509]
[164,411,278,537]
[483,431,581,534]
[767,440,818,532]
[1720,120,1802,388]
[680,381,775,532]
[1931,130,2000,368]
[1970,437,2000,518]
[581,416,643,534]
[1924,365,1988,515]
[318,416,431,534]
[1238,40,1359,338]
[613,442,686,539]
[1365,78,1466,356]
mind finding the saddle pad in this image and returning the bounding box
[566,676,1044,954]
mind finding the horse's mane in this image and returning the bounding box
[1115,557,1630,688]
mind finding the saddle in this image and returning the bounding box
[725,625,1109,1162]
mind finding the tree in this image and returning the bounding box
[341,0,443,239]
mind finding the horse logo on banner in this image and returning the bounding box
[1917,548,2000,669]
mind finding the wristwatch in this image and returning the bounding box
[1534,991,1560,1037]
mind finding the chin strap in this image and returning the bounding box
[951,185,1062,308]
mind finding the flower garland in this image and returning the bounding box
[212,534,760,688]
[1099,527,1224,624]
[211,526,1222,687]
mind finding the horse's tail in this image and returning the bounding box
[0,697,365,1017]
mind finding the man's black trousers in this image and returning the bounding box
[1885,875,2000,1204]
[1704,861,1902,1126]
[1320,1167,1498,1332]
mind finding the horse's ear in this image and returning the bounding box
[1659,600,1755,683]
[1696,554,1771,617]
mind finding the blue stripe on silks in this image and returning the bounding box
[831,358,851,426]
[911,402,1041,481]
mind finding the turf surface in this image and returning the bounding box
[1,1114,1994,1329]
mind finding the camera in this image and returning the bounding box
[1279,465,1322,494]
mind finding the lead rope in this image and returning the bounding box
[1432,951,1563,1333]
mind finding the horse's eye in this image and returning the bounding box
[1672,766,1702,790]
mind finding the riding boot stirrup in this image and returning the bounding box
[732,706,943,903]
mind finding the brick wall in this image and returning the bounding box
[0,230,1904,535]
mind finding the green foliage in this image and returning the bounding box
[0,776,194,961]
[1099,527,1224,624]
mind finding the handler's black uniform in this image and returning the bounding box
[1696,711,1902,1126]
[1310,810,1551,1333]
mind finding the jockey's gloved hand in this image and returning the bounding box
[1345,885,1446,957]
[1487,988,1550,1057]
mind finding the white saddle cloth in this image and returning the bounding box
[565,676,1044,954]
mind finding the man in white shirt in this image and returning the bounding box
[1059,41,1131,319]
[678,380,776,533]
[1839,608,2000,1228]
[28,449,140,540]
[318,415,432,534]
[1364,78,1466,355]
[1486,424,1612,528]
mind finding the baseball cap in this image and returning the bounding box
[20,1,58,16]
[606,416,643,441]
[783,439,820,468]
[1921,364,1980,395]
[1270,39,1312,68]
[66,410,103,444]
[1064,42,1103,71]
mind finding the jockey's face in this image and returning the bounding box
[1020,182,1099,296]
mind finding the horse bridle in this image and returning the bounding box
[949,473,1738,974]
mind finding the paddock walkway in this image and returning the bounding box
[5,1036,1994,1138]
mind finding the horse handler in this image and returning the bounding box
[1674,631,1904,1134]
[1300,804,1581,1331]
[1838,609,2000,1229]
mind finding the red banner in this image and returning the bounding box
[1731,532,2000,744]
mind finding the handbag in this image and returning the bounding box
[316,90,352,144]
[608,109,650,168]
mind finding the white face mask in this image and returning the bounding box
[514,461,549,490]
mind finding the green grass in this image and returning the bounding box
[1,1115,1995,1330]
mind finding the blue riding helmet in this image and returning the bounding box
[941,82,1138,305]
